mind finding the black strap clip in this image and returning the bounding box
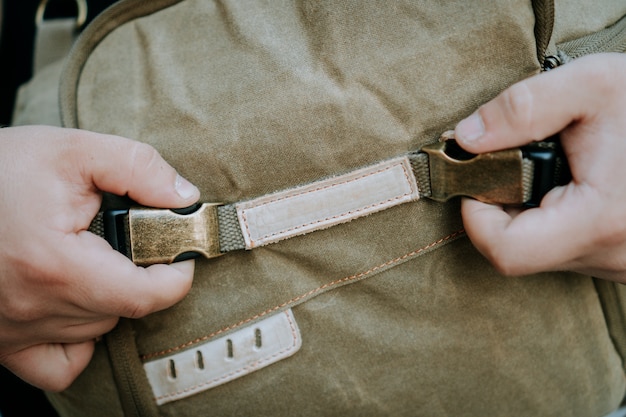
[521,138,571,207]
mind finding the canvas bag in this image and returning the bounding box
[20,0,625,415]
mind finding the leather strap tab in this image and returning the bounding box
[143,309,301,405]
[236,156,419,249]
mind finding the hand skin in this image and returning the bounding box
[455,53,626,282]
[0,126,200,391]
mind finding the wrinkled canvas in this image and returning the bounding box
[12,0,626,415]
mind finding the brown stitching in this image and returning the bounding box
[154,310,300,402]
[239,159,417,246]
[141,229,465,360]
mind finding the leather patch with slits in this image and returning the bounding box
[143,309,302,405]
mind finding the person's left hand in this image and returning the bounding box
[0,125,201,391]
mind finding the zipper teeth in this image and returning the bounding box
[533,0,556,62]
[558,14,626,60]
[542,55,562,71]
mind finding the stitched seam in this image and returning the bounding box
[240,160,416,246]
[153,310,299,402]
[141,228,465,360]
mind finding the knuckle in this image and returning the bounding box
[90,288,152,319]
[500,81,536,137]
[53,380,74,392]
[490,259,524,277]
[122,300,152,319]
[45,375,75,393]
[1,297,41,323]
[126,142,163,191]
[602,261,626,276]
[1,260,52,324]
[482,245,526,276]
[129,142,160,171]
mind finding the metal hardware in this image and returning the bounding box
[96,136,569,266]
[543,55,562,71]
[36,0,88,30]
[107,203,223,266]
[421,140,526,204]
[521,139,571,207]
[128,203,223,266]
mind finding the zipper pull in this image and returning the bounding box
[543,55,562,71]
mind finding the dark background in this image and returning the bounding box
[0,0,116,125]
[0,1,116,415]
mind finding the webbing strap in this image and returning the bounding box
[216,205,246,252]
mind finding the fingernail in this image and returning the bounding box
[456,112,485,143]
[175,174,199,200]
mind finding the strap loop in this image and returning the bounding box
[36,0,88,30]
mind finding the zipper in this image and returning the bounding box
[542,12,626,71]
[542,54,562,71]
[531,0,557,71]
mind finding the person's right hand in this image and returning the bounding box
[456,53,626,282]
[0,125,201,392]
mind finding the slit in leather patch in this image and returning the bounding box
[143,309,301,405]
[236,156,420,248]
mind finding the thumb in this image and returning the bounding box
[71,129,200,208]
[2,341,96,392]
[453,54,612,154]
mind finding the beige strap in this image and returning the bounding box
[236,156,419,249]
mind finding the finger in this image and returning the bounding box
[2,340,95,392]
[461,189,591,276]
[461,198,548,275]
[55,317,119,343]
[60,231,195,318]
[11,316,119,345]
[454,53,618,154]
[67,129,200,208]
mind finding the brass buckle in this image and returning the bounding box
[421,139,525,205]
[127,203,223,266]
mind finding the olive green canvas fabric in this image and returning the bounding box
[12,0,624,415]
